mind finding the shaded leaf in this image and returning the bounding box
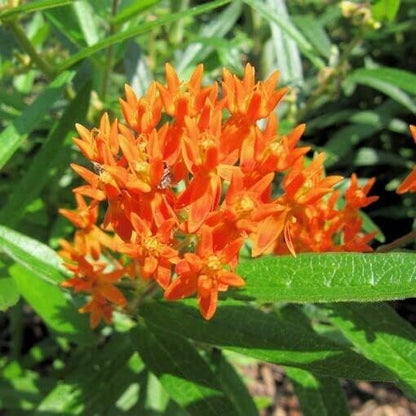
[140,300,394,381]
[286,367,349,416]
[10,264,94,344]
[0,79,92,227]
[326,302,416,400]
[0,71,75,169]
[134,322,240,416]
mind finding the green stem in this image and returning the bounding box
[6,18,55,78]
[376,229,416,252]
[101,0,120,101]
[296,29,365,123]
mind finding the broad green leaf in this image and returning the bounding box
[372,0,401,22]
[0,0,74,20]
[326,302,416,400]
[37,332,140,414]
[236,252,416,303]
[140,301,394,381]
[10,264,94,344]
[0,225,64,285]
[0,80,91,228]
[112,0,160,25]
[242,0,325,70]
[134,322,241,416]
[344,68,416,113]
[57,0,231,71]
[292,15,332,59]
[0,70,75,169]
[285,367,349,416]
[0,277,20,311]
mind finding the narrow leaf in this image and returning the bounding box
[242,0,325,69]
[10,263,94,344]
[177,1,243,74]
[73,1,100,46]
[0,80,91,227]
[0,277,20,311]
[236,252,416,303]
[286,367,349,416]
[326,302,416,399]
[0,70,75,169]
[0,225,64,285]
[140,301,395,381]
[0,0,74,19]
[345,68,416,113]
[209,349,258,416]
[112,0,160,25]
[372,0,401,22]
[37,332,140,414]
[134,322,240,416]
[57,0,231,71]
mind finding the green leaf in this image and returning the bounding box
[0,225,64,285]
[10,263,94,344]
[0,277,20,311]
[57,0,231,71]
[0,70,75,169]
[292,15,332,59]
[37,332,140,414]
[0,0,74,20]
[344,68,416,113]
[134,322,242,416]
[242,0,325,70]
[0,80,92,228]
[73,1,100,46]
[112,0,160,26]
[265,0,303,86]
[177,1,243,75]
[326,302,416,400]
[286,367,349,416]
[140,301,394,381]
[372,0,401,22]
[208,349,258,416]
[236,252,416,303]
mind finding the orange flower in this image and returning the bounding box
[165,227,245,319]
[60,63,379,325]
[397,125,416,194]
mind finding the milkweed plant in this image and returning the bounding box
[0,0,415,415]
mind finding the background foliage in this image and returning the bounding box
[0,0,415,414]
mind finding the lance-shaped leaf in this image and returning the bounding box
[236,252,416,303]
[133,322,245,416]
[0,71,75,169]
[285,367,350,416]
[325,302,416,400]
[10,264,93,344]
[0,80,92,227]
[0,225,64,285]
[140,300,394,381]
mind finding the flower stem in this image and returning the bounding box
[101,0,120,101]
[6,18,55,78]
[376,229,416,252]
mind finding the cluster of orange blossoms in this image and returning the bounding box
[59,64,381,328]
[397,125,416,194]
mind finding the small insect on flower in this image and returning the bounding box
[158,162,173,190]
[92,162,104,175]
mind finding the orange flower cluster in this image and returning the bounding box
[59,64,378,327]
[397,125,416,194]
